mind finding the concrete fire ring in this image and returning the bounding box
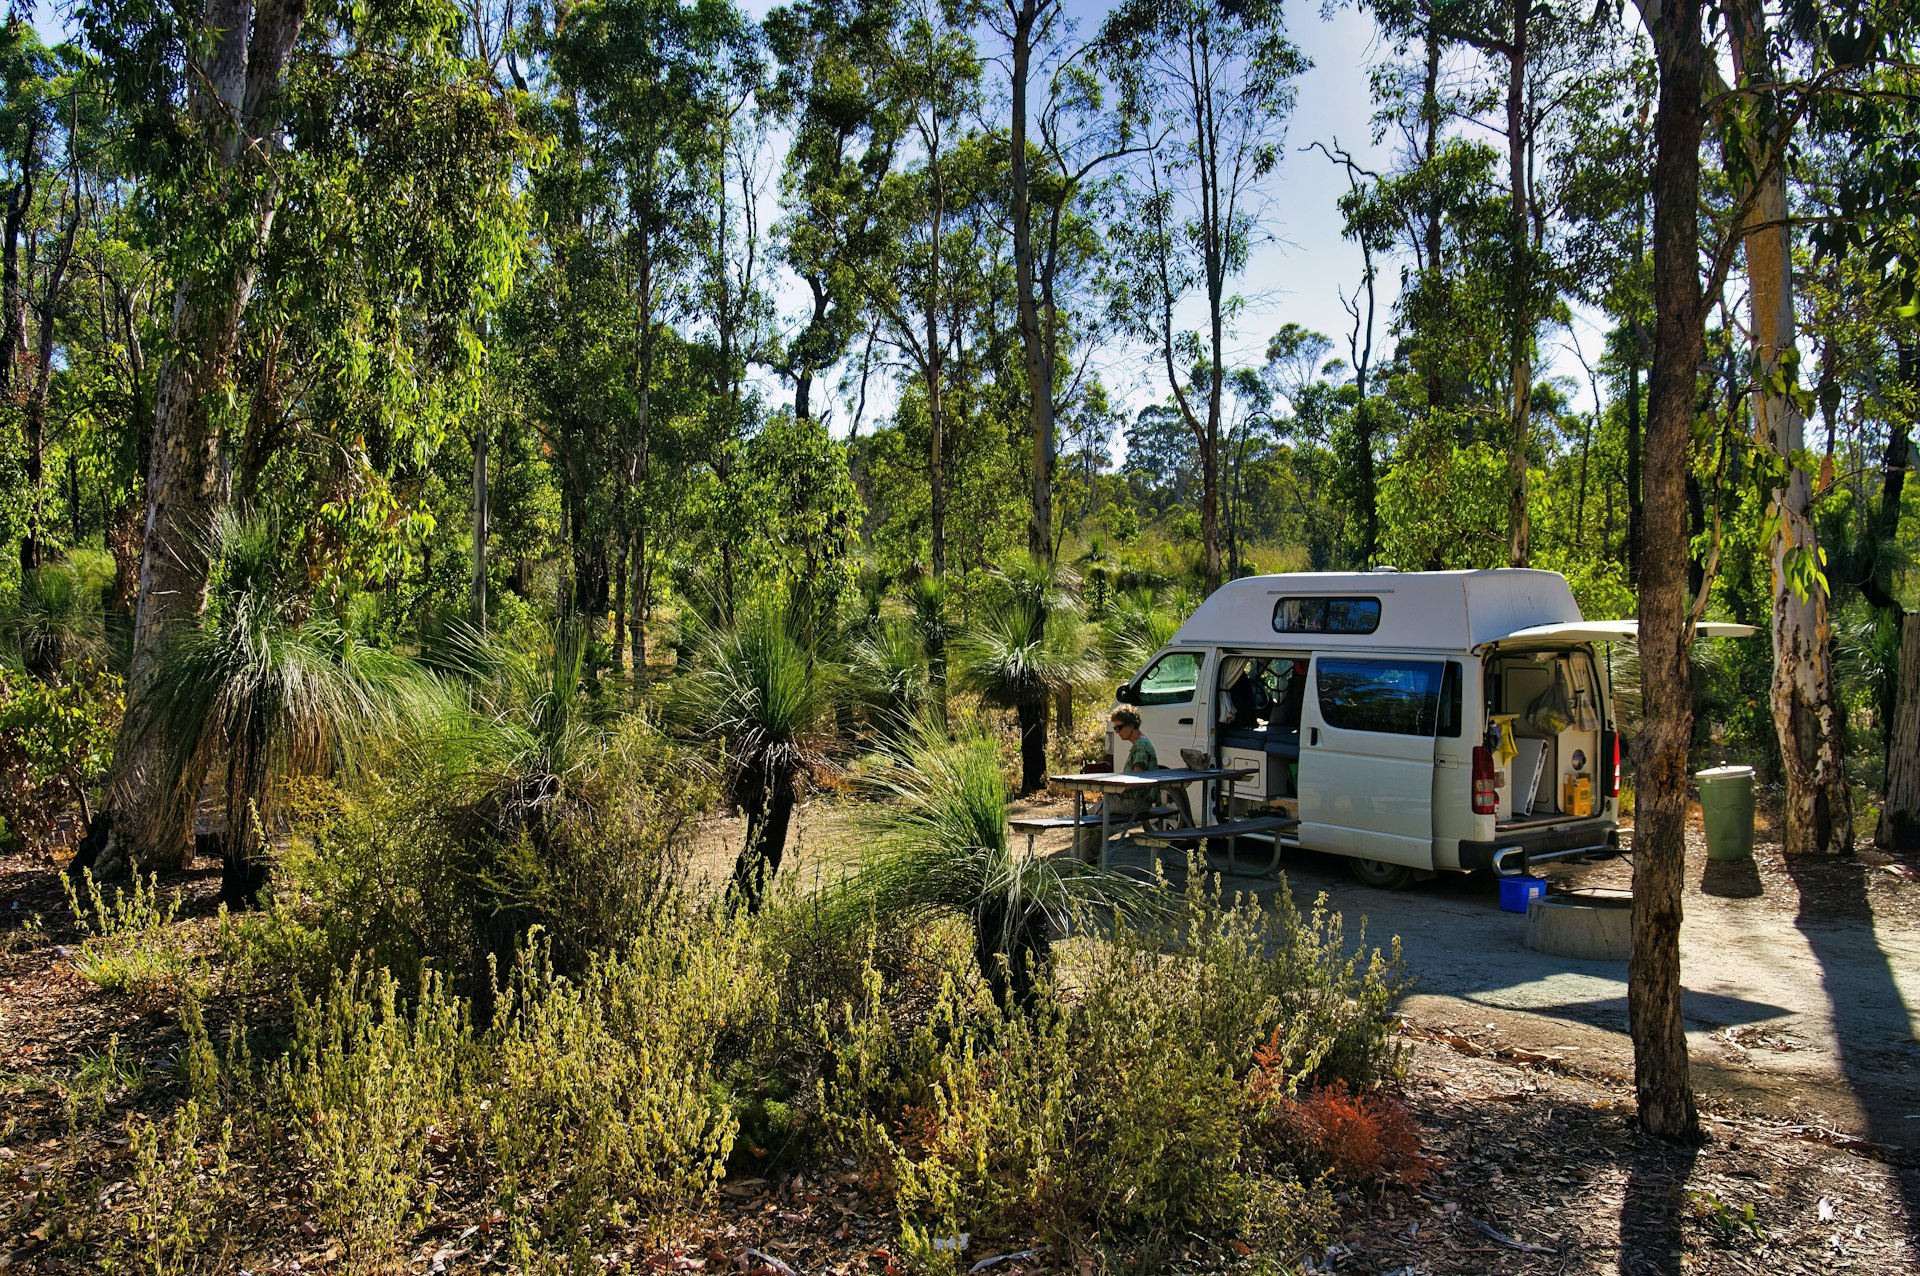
[1526,888,1633,961]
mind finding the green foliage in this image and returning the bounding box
[812,857,1399,1259]
[487,924,764,1263]
[275,964,468,1263]
[114,1098,236,1276]
[0,659,123,850]
[60,869,209,1005]
[839,722,1141,1007]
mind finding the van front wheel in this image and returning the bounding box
[1349,857,1415,890]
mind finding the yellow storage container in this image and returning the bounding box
[1562,773,1593,818]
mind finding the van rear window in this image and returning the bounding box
[1272,596,1381,635]
[1316,658,1444,736]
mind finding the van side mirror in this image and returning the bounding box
[1115,683,1137,705]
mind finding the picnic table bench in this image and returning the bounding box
[1045,766,1258,869]
[1139,814,1300,875]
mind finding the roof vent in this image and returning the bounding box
[1370,565,1400,573]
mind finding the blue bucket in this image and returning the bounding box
[1499,875,1547,914]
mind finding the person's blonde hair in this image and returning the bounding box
[1111,706,1142,731]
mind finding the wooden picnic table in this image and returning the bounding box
[1044,766,1259,869]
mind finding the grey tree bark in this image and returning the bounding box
[107,0,309,871]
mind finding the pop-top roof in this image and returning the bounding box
[1169,569,1585,651]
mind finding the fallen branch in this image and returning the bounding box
[1468,1216,1558,1255]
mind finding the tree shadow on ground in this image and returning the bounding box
[1778,850,1920,1234]
[1617,1139,1701,1276]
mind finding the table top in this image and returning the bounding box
[1049,766,1258,794]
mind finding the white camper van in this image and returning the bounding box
[1111,569,1750,888]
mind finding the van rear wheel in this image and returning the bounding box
[1349,857,1415,890]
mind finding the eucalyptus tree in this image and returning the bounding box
[865,0,985,580]
[1629,0,1711,1144]
[0,27,94,577]
[985,0,1129,567]
[541,0,756,672]
[78,0,533,867]
[764,0,907,427]
[1099,0,1306,592]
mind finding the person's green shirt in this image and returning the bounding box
[1125,734,1159,772]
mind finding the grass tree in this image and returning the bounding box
[954,564,1096,794]
[0,550,115,679]
[847,618,932,744]
[679,601,839,912]
[135,515,426,906]
[842,723,1139,1009]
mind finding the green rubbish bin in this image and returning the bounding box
[1696,765,1756,861]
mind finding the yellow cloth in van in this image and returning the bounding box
[1490,714,1520,767]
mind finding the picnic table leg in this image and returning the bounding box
[1225,775,1239,873]
[1100,800,1112,870]
[1074,790,1088,864]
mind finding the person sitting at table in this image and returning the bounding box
[1075,707,1165,857]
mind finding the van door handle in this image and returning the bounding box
[1178,717,1194,725]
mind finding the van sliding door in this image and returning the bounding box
[1296,656,1443,869]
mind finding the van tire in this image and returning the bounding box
[1349,857,1415,890]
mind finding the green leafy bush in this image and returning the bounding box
[808,861,1403,1263]
[486,922,763,1264]
[61,869,210,1005]
[273,963,470,1263]
[0,660,123,851]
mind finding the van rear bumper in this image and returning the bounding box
[1458,821,1621,876]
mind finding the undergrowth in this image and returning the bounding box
[19,849,1413,1275]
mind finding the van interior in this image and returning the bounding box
[1484,648,1604,826]
[1211,653,1310,816]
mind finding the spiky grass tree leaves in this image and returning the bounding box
[838,721,1141,1011]
[676,599,840,911]
[953,562,1097,794]
[133,514,431,907]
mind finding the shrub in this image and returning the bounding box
[114,1098,236,1276]
[61,870,210,1005]
[1247,1070,1427,1189]
[273,963,470,1264]
[279,712,703,1006]
[819,860,1403,1263]
[0,660,123,852]
[485,920,767,1266]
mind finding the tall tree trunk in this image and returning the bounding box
[4,124,41,574]
[1504,0,1532,567]
[1017,694,1047,795]
[927,189,946,579]
[471,415,489,629]
[1009,0,1054,566]
[631,239,653,681]
[1631,0,1705,1144]
[1729,0,1852,857]
[1626,318,1645,583]
[1882,612,1920,850]
[108,0,309,870]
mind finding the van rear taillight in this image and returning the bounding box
[1472,745,1499,814]
[1603,731,1620,797]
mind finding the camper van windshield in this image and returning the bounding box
[1272,596,1381,635]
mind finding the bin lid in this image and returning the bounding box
[1695,765,1755,781]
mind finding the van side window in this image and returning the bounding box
[1438,661,1463,737]
[1137,651,1201,705]
[1272,596,1381,634]
[1316,658,1444,736]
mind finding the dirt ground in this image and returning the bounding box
[4,803,1918,1273]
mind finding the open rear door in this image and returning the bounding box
[1479,619,1755,649]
